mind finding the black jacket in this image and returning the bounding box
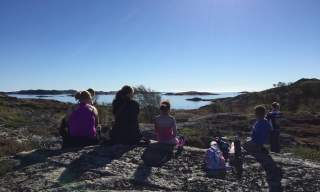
[110,99,142,144]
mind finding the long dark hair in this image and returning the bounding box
[115,85,134,101]
[112,85,134,113]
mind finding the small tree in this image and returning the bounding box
[134,85,161,123]
[273,82,289,88]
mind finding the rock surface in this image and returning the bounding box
[0,145,319,192]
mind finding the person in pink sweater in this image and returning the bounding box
[154,101,177,145]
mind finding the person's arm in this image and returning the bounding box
[154,119,159,134]
[172,118,177,137]
[251,122,258,144]
[92,106,99,127]
[135,101,140,115]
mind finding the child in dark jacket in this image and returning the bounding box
[244,105,282,192]
[245,105,271,151]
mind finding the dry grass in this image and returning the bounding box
[0,138,34,157]
[0,97,70,157]
[287,146,320,162]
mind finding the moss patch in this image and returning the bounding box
[287,146,320,162]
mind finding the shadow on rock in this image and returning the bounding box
[58,144,135,184]
[141,143,174,167]
[13,147,82,171]
[133,164,152,183]
[248,151,283,192]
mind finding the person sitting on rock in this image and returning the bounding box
[74,91,81,102]
[244,105,282,192]
[66,91,99,147]
[59,91,81,144]
[87,88,97,105]
[110,85,149,145]
[155,101,185,149]
[141,101,183,166]
[267,102,282,153]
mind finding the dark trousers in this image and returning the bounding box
[62,136,99,148]
[270,129,280,153]
[244,141,282,192]
[142,143,174,167]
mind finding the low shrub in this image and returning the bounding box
[0,138,33,157]
[95,103,113,126]
[179,127,211,148]
[288,146,320,162]
[134,85,161,123]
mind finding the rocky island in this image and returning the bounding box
[7,89,117,96]
[164,91,219,96]
[185,97,214,102]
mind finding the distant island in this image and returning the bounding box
[7,90,219,96]
[185,97,214,102]
[164,91,219,96]
[6,89,116,95]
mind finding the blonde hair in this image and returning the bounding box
[79,91,92,102]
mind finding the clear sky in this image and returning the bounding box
[1,0,319,92]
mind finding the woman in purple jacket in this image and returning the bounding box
[66,91,99,147]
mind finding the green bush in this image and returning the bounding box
[288,146,320,162]
[209,102,228,113]
[0,138,33,157]
[95,103,113,126]
[179,127,210,148]
[134,85,161,123]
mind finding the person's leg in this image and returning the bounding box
[164,144,175,159]
[270,130,276,153]
[85,138,99,146]
[274,130,280,153]
[65,137,99,148]
[63,137,78,148]
[62,136,70,149]
[251,152,282,192]
[244,141,282,192]
[142,143,173,167]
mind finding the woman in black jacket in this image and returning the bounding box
[110,85,145,145]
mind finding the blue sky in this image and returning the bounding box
[0,0,319,92]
